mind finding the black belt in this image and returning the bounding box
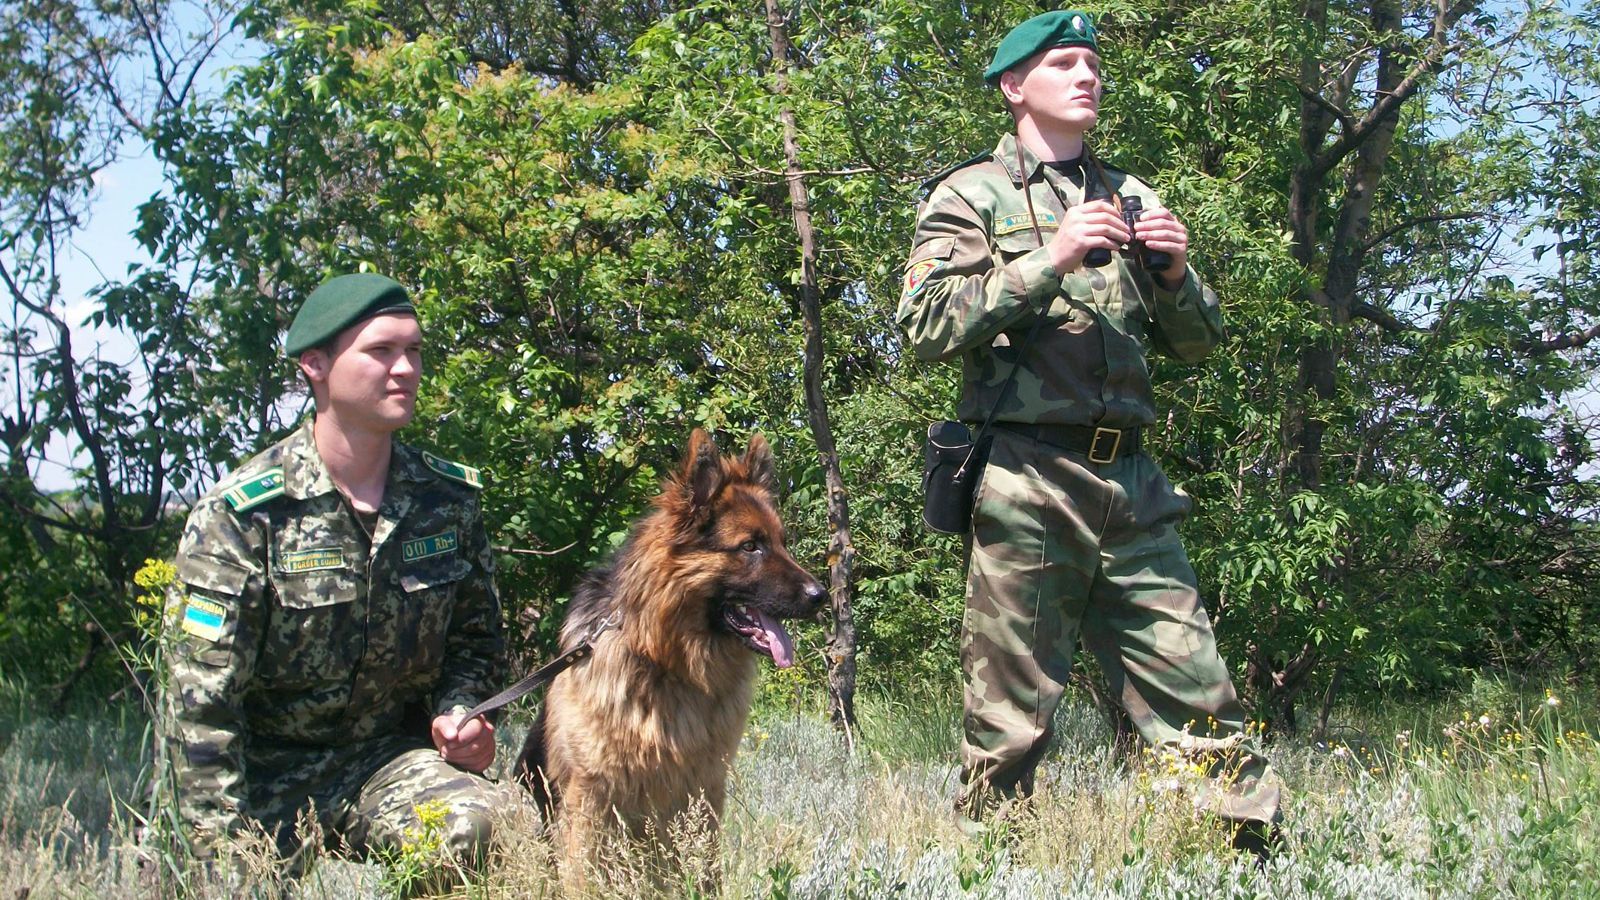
[994,422,1143,464]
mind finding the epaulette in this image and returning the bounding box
[223,468,286,513]
[422,450,483,489]
[920,150,994,196]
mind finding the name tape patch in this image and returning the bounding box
[995,211,1060,236]
[277,547,346,573]
[403,530,459,563]
[181,596,228,642]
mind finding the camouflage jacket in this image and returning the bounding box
[165,419,504,841]
[896,134,1224,429]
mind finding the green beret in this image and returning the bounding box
[984,10,1099,87]
[284,273,416,356]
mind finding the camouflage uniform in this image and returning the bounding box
[164,418,513,861]
[897,134,1281,826]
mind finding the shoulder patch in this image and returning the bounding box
[223,468,285,513]
[181,596,229,642]
[903,259,943,299]
[920,150,994,195]
[422,451,483,489]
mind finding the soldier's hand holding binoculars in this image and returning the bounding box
[1131,205,1189,288]
[1047,199,1129,274]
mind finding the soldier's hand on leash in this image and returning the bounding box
[432,711,496,772]
[1048,199,1130,274]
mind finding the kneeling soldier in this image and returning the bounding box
[165,273,511,870]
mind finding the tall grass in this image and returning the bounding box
[1,675,1595,897]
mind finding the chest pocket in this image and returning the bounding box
[992,229,1103,336]
[384,555,472,683]
[400,556,472,594]
[993,230,1048,262]
[260,554,363,688]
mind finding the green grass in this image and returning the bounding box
[2,674,1597,897]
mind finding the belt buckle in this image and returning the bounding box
[1088,427,1122,464]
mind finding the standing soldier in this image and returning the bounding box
[896,11,1283,854]
[164,273,510,870]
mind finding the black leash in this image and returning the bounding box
[460,611,619,722]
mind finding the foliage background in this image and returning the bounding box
[3,0,1599,731]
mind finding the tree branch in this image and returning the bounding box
[1519,324,1600,356]
[1360,212,1479,254]
[493,541,579,557]
[1292,79,1357,138]
[1351,300,1428,334]
[1308,0,1474,177]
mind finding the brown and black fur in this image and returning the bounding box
[514,429,825,872]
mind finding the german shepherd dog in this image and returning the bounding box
[514,430,825,876]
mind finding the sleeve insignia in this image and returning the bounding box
[181,596,229,642]
[903,259,943,299]
[223,468,285,513]
[421,451,483,489]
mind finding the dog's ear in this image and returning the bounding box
[680,428,723,516]
[742,433,776,493]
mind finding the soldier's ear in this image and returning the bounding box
[297,349,331,411]
[998,69,1026,108]
[298,349,330,386]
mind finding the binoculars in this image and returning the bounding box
[1083,189,1174,273]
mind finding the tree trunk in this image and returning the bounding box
[762,0,857,733]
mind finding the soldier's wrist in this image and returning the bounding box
[1015,246,1062,303]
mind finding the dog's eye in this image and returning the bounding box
[740,539,761,553]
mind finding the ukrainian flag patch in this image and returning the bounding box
[181,596,228,642]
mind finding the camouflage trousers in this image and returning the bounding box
[958,427,1282,826]
[246,734,516,864]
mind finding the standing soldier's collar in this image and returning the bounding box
[996,133,1048,187]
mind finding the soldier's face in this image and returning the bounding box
[301,313,423,433]
[1004,46,1102,133]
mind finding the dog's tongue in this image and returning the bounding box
[754,610,795,668]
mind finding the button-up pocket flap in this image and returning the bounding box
[276,578,358,609]
[908,237,955,265]
[177,553,251,597]
[994,231,1046,256]
[401,558,472,593]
